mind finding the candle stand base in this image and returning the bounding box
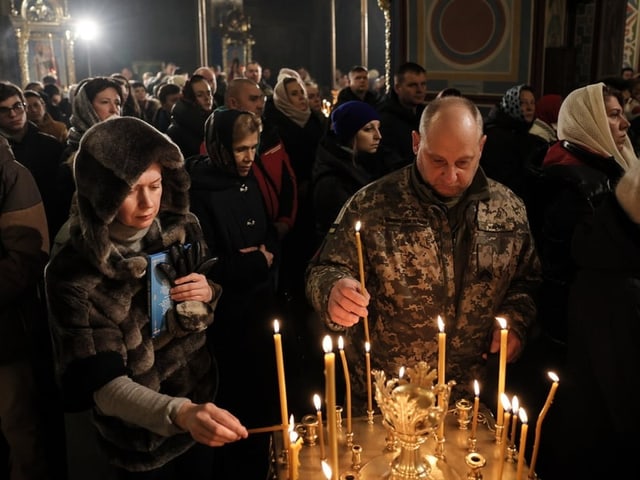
[346,432,354,448]
[506,444,517,463]
[467,437,477,453]
[367,410,375,425]
[494,424,504,444]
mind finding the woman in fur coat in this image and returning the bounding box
[45,116,247,479]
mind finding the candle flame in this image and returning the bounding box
[355,220,361,232]
[365,341,370,353]
[338,336,344,350]
[399,366,405,379]
[496,316,507,329]
[289,414,295,433]
[313,393,321,411]
[511,395,519,415]
[548,371,559,382]
[500,392,511,411]
[473,379,479,396]
[519,407,528,424]
[273,319,280,333]
[322,335,333,353]
[289,429,298,443]
[437,315,444,332]
[321,460,332,479]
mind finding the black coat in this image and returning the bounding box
[167,99,209,158]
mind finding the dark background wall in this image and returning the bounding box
[60,0,385,93]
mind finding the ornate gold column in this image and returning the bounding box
[377,0,391,93]
[361,0,368,66]
[198,0,209,66]
[331,0,336,90]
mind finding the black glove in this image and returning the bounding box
[157,241,218,287]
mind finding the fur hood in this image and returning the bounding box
[70,116,191,278]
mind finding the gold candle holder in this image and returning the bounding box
[351,444,363,471]
[465,451,487,479]
[336,405,343,430]
[300,414,318,446]
[455,398,473,430]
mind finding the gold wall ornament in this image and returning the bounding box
[377,0,391,94]
[9,0,75,87]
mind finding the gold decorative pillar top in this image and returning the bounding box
[377,0,391,94]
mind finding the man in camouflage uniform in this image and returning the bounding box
[306,95,541,414]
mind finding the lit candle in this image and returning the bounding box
[496,393,512,480]
[495,317,508,429]
[437,315,446,386]
[509,395,520,446]
[273,319,289,450]
[313,394,326,460]
[323,336,339,480]
[528,371,560,478]
[436,316,447,439]
[337,336,352,434]
[365,341,373,413]
[354,221,370,344]
[469,380,480,440]
[516,408,529,480]
[288,420,303,480]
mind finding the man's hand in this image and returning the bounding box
[174,401,248,447]
[327,277,370,327]
[486,328,522,362]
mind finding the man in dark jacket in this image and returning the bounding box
[0,137,53,479]
[377,62,427,172]
[0,81,65,240]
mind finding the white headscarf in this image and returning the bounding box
[273,68,311,128]
[557,82,637,171]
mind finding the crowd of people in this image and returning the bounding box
[1,56,639,480]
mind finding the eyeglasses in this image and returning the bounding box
[0,102,26,117]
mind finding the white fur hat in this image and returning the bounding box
[615,160,640,223]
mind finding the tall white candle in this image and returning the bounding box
[313,394,326,460]
[496,317,508,428]
[365,341,373,413]
[323,336,339,480]
[516,408,529,480]
[354,221,370,344]
[469,380,480,440]
[338,336,352,434]
[529,371,559,478]
[273,319,289,450]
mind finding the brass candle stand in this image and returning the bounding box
[370,361,455,479]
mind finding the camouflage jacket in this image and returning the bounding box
[306,164,541,411]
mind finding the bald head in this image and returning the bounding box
[413,96,486,198]
[225,78,266,116]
